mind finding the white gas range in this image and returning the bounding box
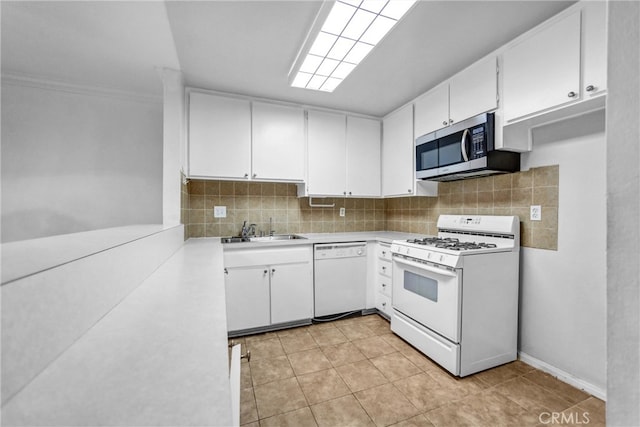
[390,214,520,377]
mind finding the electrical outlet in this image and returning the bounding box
[530,205,542,221]
[214,206,227,218]
[339,207,346,217]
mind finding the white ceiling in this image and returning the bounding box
[2,0,574,116]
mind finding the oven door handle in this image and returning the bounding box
[393,256,458,277]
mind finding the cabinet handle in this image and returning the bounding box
[586,85,595,92]
[241,350,251,363]
[382,302,387,308]
[407,189,412,193]
[244,173,249,179]
[567,91,577,98]
[263,269,268,275]
[382,266,387,271]
[349,191,352,195]
[252,173,257,178]
[382,283,387,288]
[271,268,276,274]
[382,251,386,255]
[442,120,448,126]
[344,191,347,195]
[449,119,454,124]
[224,268,228,275]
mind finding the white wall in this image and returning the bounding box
[1,80,163,242]
[518,110,606,397]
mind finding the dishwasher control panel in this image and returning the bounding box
[314,243,367,259]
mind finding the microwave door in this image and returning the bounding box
[416,138,438,179]
[438,131,466,167]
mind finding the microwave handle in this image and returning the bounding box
[460,128,470,162]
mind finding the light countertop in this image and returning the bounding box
[1,238,232,426]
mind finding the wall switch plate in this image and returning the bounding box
[339,207,346,217]
[214,206,227,218]
[530,205,542,221]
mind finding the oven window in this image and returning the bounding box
[404,271,438,302]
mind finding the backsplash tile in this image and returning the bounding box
[182,165,559,250]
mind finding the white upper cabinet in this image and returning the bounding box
[252,102,305,181]
[502,11,582,123]
[414,84,449,138]
[449,56,498,125]
[307,110,347,196]
[346,116,381,197]
[415,56,497,137]
[383,104,414,197]
[581,0,607,98]
[188,92,251,179]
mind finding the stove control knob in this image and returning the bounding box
[439,255,444,262]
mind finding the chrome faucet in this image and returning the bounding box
[269,217,275,236]
[240,221,256,238]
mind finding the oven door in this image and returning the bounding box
[392,255,462,343]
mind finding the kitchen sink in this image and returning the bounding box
[249,234,307,242]
[220,234,306,243]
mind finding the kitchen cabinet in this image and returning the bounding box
[306,110,347,196]
[581,0,607,99]
[415,56,497,137]
[346,116,381,197]
[252,101,305,181]
[382,104,438,197]
[374,243,392,319]
[188,92,251,179]
[305,111,381,197]
[502,10,582,122]
[224,246,313,334]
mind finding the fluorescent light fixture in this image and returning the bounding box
[290,0,417,92]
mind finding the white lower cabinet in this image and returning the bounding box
[375,242,393,318]
[224,246,313,334]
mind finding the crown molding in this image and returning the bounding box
[1,72,163,104]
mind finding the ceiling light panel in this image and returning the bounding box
[291,0,417,92]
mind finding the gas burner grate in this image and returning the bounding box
[406,237,497,251]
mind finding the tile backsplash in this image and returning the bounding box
[183,165,559,250]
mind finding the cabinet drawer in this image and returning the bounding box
[376,293,392,317]
[378,259,391,277]
[378,277,391,298]
[377,244,392,261]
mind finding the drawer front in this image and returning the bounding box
[378,259,391,277]
[378,277,391,297]
[376,293,392,317]
[377,244,392,261]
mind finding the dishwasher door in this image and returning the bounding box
[314,243,367,317]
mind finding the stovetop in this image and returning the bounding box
[406,237,498,251]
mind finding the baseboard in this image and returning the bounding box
[518,352,606,401]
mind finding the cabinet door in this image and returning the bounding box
[414,84,449,137]
[270,262,313,324]
[225,266,270,331]
[307,110,346,196]
[382,104,414,197]
[188,92,251,179]
[252,102,305,181]
[582,1,607,98]
[346,116,381,197]
[502,10,581,122]
[449,56,497,124]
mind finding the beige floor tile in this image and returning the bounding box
[309,326,349,346]
[359,314,390,329]
[524,370,591,405]
[253,377,308,419]
[394,343,442,372]
[241,422,259,427]
[276,325,311,338]
[473,362,526,388]
[250,355,294,386]
[380,333,413,352]
[510,359,537,375]
[355,383,420,427]
[494,376,574,414]
[310,395,375,427]
[390,414,435,427]
[246,337,285,361]
[322,341,368,367]
[336,323,376,340]
[240,387,258,425]
[336,359,389,392]
[298,367,352,404]
[280,331,319,354]
[288,348,333,375]
[244,331,279,345]
[427,368,485,395]
[352,335,397,358]
[370,352,422,381]
[425,390,536,427]
[574,397,606,426]
[393,373,468,412]
[259,407,318,427]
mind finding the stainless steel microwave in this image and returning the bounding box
[415,112,520,181]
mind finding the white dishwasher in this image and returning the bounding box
[314,242,367,318]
